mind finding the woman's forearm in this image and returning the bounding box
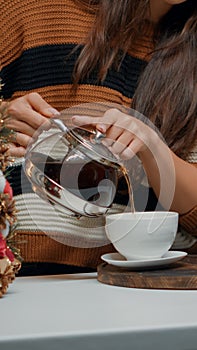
[170,153,197,213]
[139,138,197,214]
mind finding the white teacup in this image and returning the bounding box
[105,211,179,261]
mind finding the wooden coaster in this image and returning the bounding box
[97,255,197,290]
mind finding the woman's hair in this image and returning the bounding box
[133,1,197,159]
[74,0,150,81]
[74,0,197,159]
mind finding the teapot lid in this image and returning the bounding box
[68,127,120,167]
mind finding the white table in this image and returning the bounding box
[1,272,197,350]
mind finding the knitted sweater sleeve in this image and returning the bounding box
[179,206,197,235]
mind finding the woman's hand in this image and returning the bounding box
[72,108,175,210]
[72,108,197,214]
[2,92,59,157]
[72,108,160,160]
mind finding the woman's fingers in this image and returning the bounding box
[72,108,119,129]
[103,126,131,148]
[7,101,49,130]
[8,131,32,148]
[25,92,56,117]
[72,108,153,160]
[8,143,26,157]
[14,132,32,148]
[106,130,144,160]
[5,119,36,137]
[120,138,144,160]
[72,115,103,129]
[6,93,59,130]
[2,93,60,152]
[7,131,32,157]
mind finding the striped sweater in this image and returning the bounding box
[1,0,197,267]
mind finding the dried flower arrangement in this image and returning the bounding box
[0,76,21,297]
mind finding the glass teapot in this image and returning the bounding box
[24,111,125,218]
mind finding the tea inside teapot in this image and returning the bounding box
[29,149,118,207]
[24,123,122,217]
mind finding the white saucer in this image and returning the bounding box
[101,251,188,269]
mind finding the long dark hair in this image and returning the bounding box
[74,0,150,81]
[74,0,197,159]
[133,2,197,159]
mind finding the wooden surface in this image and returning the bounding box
[97,255,197,290]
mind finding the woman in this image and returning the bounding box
[0,0,196,274]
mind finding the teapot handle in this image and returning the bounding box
[51,118,69,132]
[51,117,106,147]
[51,118,105,142]
[90,129,106,144]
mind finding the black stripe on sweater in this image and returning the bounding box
[2,44,147,99]
[6,164,33,196]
